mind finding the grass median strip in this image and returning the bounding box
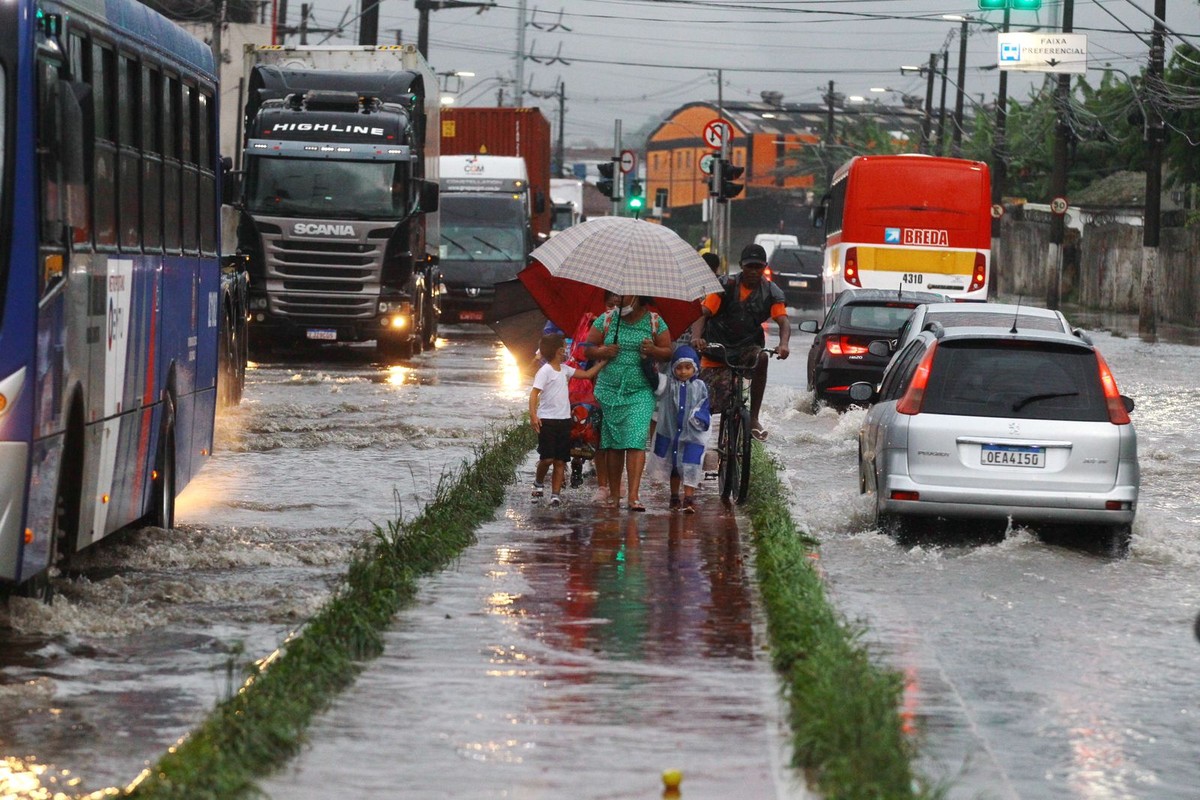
[127,421,537,800]
[746,442,943,800]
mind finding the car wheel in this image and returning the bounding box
[1105,524,1132,558]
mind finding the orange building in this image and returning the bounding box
[645,98,923,215]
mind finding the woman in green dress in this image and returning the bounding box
[586,295,673,511]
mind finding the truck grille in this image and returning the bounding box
[259,218,392,321]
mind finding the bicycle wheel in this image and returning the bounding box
[717,412,734,502]
[732,406,752,504]
[719,408,752,503]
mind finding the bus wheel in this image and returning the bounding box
[150,396,177,530]
[217,315,234,408]
[18,427,83,603]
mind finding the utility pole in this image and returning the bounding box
[211,0,226,68]
[358,0,379,46]
[989,6,1011,300]
[952,17,968,156]
[416,1,495,61]
[611,120,622,217]
[1140,0,1167,341]
[921,53,937,153]
[937,51,949,155]
[300,3,309,44]
[824,80,836,190]
[276,0,288,44]
[514,0,527,107]
[556,83,565,177]
[1046,0,1074,311]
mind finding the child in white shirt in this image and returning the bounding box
[529,332,604,505]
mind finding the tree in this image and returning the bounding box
[1164,43,1200,187]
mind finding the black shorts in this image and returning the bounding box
[537,418,573,463]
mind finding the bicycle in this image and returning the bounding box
[703,343,775,504]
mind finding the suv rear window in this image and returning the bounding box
[842,302,919,331]
[926,310,1063,332]
[769,248,818,274]
[923,340,1108,421]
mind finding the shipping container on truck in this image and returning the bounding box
[440,107,552,241]
[234,44,441,361]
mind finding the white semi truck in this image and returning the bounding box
[549,178,586,235]
[438,154,534,323]
[234,45,441,359]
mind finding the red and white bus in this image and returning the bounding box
[816,155,992,310]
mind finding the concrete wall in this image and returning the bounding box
[999,208,1200,327]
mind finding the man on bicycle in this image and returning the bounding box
[688,243,791,440]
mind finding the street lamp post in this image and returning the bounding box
[991,6,1011,300]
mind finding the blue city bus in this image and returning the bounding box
[0,0,223,596]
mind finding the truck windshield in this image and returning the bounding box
[246,156,406,219]
[440,195,527,262]
[551,204,574,232]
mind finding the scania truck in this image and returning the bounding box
[235,44,440,359]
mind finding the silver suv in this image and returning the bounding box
[850,325,1138,552]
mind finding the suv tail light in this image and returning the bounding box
[967,252,987,293]
[826,336,870,356]
[1096,351,1131,424]
[897,342,938,415]
[843,247,861,287]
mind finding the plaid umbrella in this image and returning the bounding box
[517,262,705,339]
[528,217,723,302]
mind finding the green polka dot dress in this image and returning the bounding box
[592,311,665,450]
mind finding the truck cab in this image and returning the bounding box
[438,154,532,323]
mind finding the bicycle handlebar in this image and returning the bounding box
[702,343,776,374]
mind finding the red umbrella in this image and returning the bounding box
[517,261,706,340]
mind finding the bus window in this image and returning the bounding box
[141,64,161,251]
[117,53,139,250]
[198,89,216,255]
[180,82,197,253]
[91,41,116,248]
[162,73,180,252]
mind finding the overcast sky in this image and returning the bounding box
[292,0,1200,147]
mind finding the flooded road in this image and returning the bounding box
[3,312,1200,799]
[259,499,799,800]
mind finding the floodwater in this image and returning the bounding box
[3,314,1200,799]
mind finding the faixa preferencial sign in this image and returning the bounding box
[998,32,1087,75]
[885,227,949,247]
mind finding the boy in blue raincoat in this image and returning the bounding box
[650,345,711,513]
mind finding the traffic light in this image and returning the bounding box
[978,0,1041,9]
[626,180,645,216]
[597,160,621,199]
[718,159,744,202]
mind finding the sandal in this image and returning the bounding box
[681,496,696,514]
[751,426,769,441]
[627,501,646,512]
[669,495,681,511]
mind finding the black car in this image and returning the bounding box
[798,288,948,411]
[767,245,823,309]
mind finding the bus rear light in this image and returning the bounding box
[1096,352,1130,424]
[897,341,938,415]
[890,490,920,501]
[844,247,861,287]
[968,252,987,293]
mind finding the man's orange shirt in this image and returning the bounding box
[699,284,787,368]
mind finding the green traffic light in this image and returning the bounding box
[627,196,644,210]
[978,0,1041,8]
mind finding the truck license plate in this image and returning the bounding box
[790,279,809,288]
[459,311,484,322]
[981,444,1044,468]
[306,329,337,341]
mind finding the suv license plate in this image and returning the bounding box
[790,279,809,288]
[306,329,337,341]
[459,311,484,322]
[981,444,1044,468]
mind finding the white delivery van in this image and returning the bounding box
[753,233,800,259]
